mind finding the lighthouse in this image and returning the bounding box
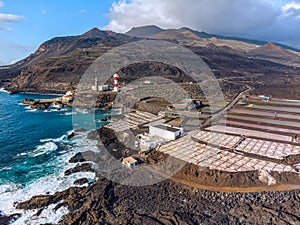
[113,73,119,92]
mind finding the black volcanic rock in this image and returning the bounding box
[15,173,300,225]
[69,152,86,163]
[74,178,89,185]
[0,212,21,225]
[64,163,95,176]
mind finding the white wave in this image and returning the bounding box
[32,142,58,157]
[0,88,9,93]
[0,171,97,225]
[74,108,90,114]
[13,201,69,225]
[0,131,99,224]
[44,108,68,113]
[50,104,62,109]
[16,152,28,157]
[40,131,75,144]
[26,109,38,113]
[60,112,77,116]
[18,142,59,158]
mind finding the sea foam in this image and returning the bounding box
[0,131,98,224]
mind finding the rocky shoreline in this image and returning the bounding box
[4,127,299,225]
[15,180,300,225]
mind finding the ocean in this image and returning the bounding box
[0,89,112,224]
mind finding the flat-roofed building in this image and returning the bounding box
[149,124,184,140]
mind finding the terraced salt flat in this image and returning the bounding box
[191,130,300,161]
[158,136,295,173]
[192,130,241,149]
[236,138,300,160]
[227,114,300,128]
[207,125,292,142]
[218,119,300,135]
[231,108,300,121]
[105,111,162,132]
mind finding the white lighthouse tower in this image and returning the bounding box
[113,73,119,92]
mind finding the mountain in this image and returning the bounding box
[127,25,300,52]
[247,42,300,64]
[125,25,164,38]
[0,28,140,93]
[126,25,300,67]
[152,29,203,40]
[80,27,109,38]
[1,26,300,99]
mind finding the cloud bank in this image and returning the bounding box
[104,0,300,48]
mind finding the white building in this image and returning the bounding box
[62,91,74,103]
[138,134,167,152]
[98,85,109,91]
[149,124,184,140]
[92,77,109,92]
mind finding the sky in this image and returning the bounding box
[0,0,299,65]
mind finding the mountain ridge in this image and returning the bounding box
[1,26,300,98]
[126,25,300,52]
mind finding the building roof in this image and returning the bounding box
[152,124,181,133]
[123,156,138,164]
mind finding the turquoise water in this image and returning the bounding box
[0,90,110,186]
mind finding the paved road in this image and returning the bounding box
[202,84,252,128]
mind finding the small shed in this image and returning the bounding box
[122,157,138,168]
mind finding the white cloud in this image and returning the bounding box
[281,1,300,18]
[104,0,300,48]
[282,1,300,11]
[0,1,24,27]
[0,13,24,30]
[0,13,24,23]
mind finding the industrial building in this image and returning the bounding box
[149,124,184,140]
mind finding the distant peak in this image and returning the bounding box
[126,25,164,38]
[89,27,101,32]
[179,27,193,31]
[264,42,284,51]
[132,25,163,30]
[81,28,107,38]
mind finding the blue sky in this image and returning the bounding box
[0,0,299,65]
[0,0,114,65]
